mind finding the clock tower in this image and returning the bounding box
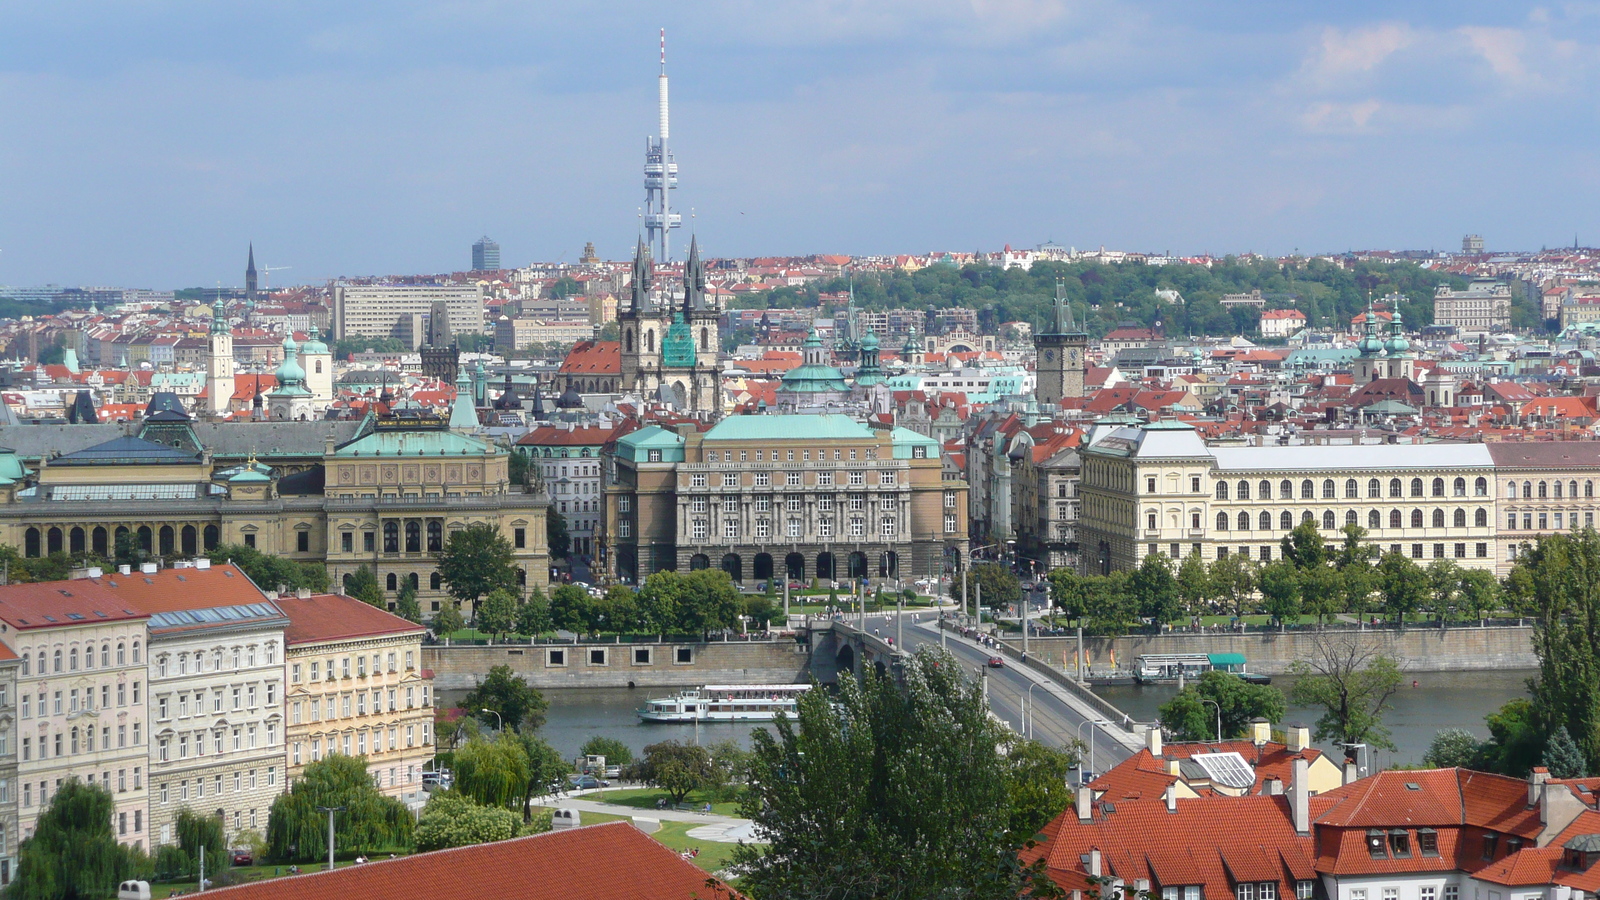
[1035,279,1087,406]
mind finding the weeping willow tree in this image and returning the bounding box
[454,734,530,810]
[10,779,149,900]
[154,808,230,882]
[266,754,413,862]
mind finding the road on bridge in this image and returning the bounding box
[854,609,1136,776]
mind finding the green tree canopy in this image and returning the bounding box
[1257,560,1302,628]
[546,510,570,560]
[1175,551,1211,618]
[395,578,422,624]
[1158,670,1288,741]
[638,740,715,805]
[1208,554,1257,619]
[432,601,465,639]
[957,562,1022,613]
[515,588,554,638]
[1280,521,1331,570]
[1287,634,1403,752]
[435,523,520,605]
[413,793,524,852]
[1516,530,1600,773]
[1003,738,1082,845]
[454,734,530,809]
[1376,552,1428,630]
[1422,728,1483,768]
[208,543,329,593]
[265,755,413,863]
[580,736,634,767]
[475,588,518,640]
[1129,553,1180,625]
[462,664,548,732]
[548,584,593,635]
[344,564,385,609]
[11,780,149,900]
[513,731,569,822]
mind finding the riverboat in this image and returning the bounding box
[637,684,812,723]
[1134,652,1270,685]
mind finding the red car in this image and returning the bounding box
[231,849,253,866]
[987,656,1005,668]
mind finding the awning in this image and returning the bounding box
[1208,653,1247,667]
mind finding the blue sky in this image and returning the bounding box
[0,1,1594,287]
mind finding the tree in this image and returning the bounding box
[1003,738,1081,845]
[1175,551,1211,618]
[207,543,329,593]
[678,570,743,636]
[1477,699,1545,776]
[548,584,593,635]
[266,755,413,862]
[580,736,635,768]
[635,572,684,634]
[1518,530,1600,772]
[1376,552,1428,630]
[1425,559,1463,624]
[1280,521,1330,570]
[732,649,1061,900]
[113,531,147,570]
[11,779,148,900]
[1158,670,1287,741]
[1422,728,1483,768]
[344,564,385,609]
[513,731,569,823]
[1129,553,1180,626]
[638,740,715,805]
[515,588,554,638]
[1046,567,1086,624]
[1257,560,1301,629]
[395,578,422,624]
[432,601,465,640]
[476,588,518,641]
[1299,564,1343,627]
[462,665,548,732]
[454,734,530,809]
[1459,569,1501,624]
[957,562,1022,613]
[435,523,519,606]
[546,510,570,560]
[1080,572,1136,636]
[413,793,523,852]
[1208,554,1257,619]
[708,739,754,802]
[1543,725,1589,779]
[744,594,781,630]
[1287,634,1403,752]
[167,807,228,882]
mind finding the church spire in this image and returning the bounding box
[631,238,654,314]
[1053,278,1075,333]
[245,243,258,301]
[684,235,707,313]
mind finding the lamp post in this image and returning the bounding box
[481,708,503,732]
[1200,698,1222,742]
[1075,718,1112,784]
[315,805,346,871]
[968,540,1015,632]
[1025,681,1043,740]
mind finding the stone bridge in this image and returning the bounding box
[808,620,906,684]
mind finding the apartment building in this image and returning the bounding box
[1078,421,1496,573]
[1486,442,1600,574]
[280,593,432,806]
[1433,280,1512,333]
[0,645,18,886]
[0,582,150,848]
[516,422,637,560]
[91,563,289,847]
[606,414,966,587]
[331,284,483,348]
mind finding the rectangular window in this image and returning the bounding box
[514,528,526,549]
[691,473,706,488]
[849,471,865,486]
[724,519,739,539]
[786,472,801,486]
[754,472,770,487]
[818,472,834,487]
[1297,883,1314,900]
[1237,884,1255,900]
[1477,543,1488,557]
[819,519,834,538]
[879,471,895,485]
[1444,887,1458,900]
[945,514,957,533]
[1259,884,1276,900]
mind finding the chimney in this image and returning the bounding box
[1147,726,1163,759]
[117,564,131,576]
[1266,777,1284,796]
[139,562,157,574]
[1287,723,1310,753]
[1531,767,1550,807]
[1076,787,1093,823]
[1290,757,1310,835]
[1251,717,1271,746]
[195,559,211,570]
[1343,761,1359,785]
[1164,782,1177,813]
[1167,759,1181,776]
[1089,848,1102,877]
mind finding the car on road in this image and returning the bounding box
[987,656,1005,668]
[231,849,253,866]
[569,774,610,790]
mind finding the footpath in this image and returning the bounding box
[533,793,762,843]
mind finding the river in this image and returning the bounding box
[1093,668,1535,770]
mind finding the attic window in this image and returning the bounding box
[1405,782,1421,791]
[1388,829,1411,858]
[1418,829,1438,857]
[1483,832,1499,860]
[1507,836,1523,854]
[1367,829,1388,859]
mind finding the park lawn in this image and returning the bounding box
[574,810,631,826]
[150,861,379,898]
[648,820,746,874]
[590,786,744,817]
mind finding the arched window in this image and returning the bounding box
[1432,478,1445,497]
[1301,479,1314,500]
[1280,480,1293,498]
[409,572,419,588]
[1555,481,1564,499]
[1346,479,1359,498]
[1390,478,1403,498]
[430,572,442,590]
[1260,480,1272,499]
[1571,480,1580,499]
[624,329,634,352]
[132,641,140,663]
[1410,478,1424,497]
[1523,481,1533,499]
[1369,479,1382,498]
[405,521,421,553]
[1259,511,1272,531]
[1346,509,1358,526]
[1411,509,1424,528]
[1539,481,1549,499]
[427,521,443,552]
[386,573,397,591]
[68,649,77,671]
[1476,508,1488,527]
[1323,480,1336,499]
[1238,512,1251,531]
[1588,481,1595,498]
[647,330,655,353]
[1322,511,1336,529]
[1454,477,1466,497]
[383,521,399,553]
[1507,482,1518,499]
[1369,510,1381,529]
[1281,511,1294,531]
[1454,509,1467,527]
[1302,510,1314,524]
[1216,482,1229,500]
[1216,512,1230,531]
[1433,509,1446,528]
[52,650,61,673]
[1390,509,1403,528]
[1237,481,1251,500]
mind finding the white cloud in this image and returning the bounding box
[1300,23,1416,88]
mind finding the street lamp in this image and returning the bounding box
[967,540,1016,628]
[1200,699,1221,742]
[481,708,503,732]
[1025,682,1043,740]
[1075,718,1112,784]
[315,805,346,871]
[1340,742,1369,777]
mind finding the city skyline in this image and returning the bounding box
[0,2,1595,287]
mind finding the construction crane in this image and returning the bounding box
[260,265,292,290]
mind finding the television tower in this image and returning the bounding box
[643,28,681,262]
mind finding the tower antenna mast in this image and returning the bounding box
[643,28,681,262]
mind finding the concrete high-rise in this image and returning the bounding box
[472,236,500,271]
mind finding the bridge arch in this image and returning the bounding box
[836,642,855,674]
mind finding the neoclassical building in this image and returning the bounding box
[605,414,966,587]
[1078,421,1497,574]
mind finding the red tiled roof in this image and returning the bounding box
[89,564,270,614]
[517,423,636,447]
[0,581,148,630]
[279,592,424,646]
[201,821,737,900]
[559,341,622,375]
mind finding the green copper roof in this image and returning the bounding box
[661,312,697,367]
[615,425,686,463]
[333,430,493,457]
[890,427,939,459]
[704,414,872,442]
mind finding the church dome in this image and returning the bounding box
[275,339,306,386]
[557,385,584,409]
[301,326,328,356]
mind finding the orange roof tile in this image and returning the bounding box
[88,564,270,614]
[279,592,423,646]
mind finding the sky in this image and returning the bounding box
[0,1,1596,288]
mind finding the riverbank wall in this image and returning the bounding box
[1023,625,1535,675]
[424,638,813,690]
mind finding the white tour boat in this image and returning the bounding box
[637,684,812,723]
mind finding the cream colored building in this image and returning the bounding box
[280,593,433,805]
[0,582,151,848]
[91,562,289,847]
[1486,442,1600,574]
[1078,421,1497,573]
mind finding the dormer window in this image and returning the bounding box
[1482,832,1499,860]
[1367,829,1389,859]
[1418,828,1438,857]
[1388,830,1411,858]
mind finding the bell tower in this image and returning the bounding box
[206,302,235,417]
[1035,279,1087,406]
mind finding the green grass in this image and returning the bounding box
[590,787,744,817]
[150,861,377,898]
[650,820,745,873]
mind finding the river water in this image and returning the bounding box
[448,668,1534,771]
[1094,668,1535,770]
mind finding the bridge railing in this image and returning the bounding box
[937,619,1140,735]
